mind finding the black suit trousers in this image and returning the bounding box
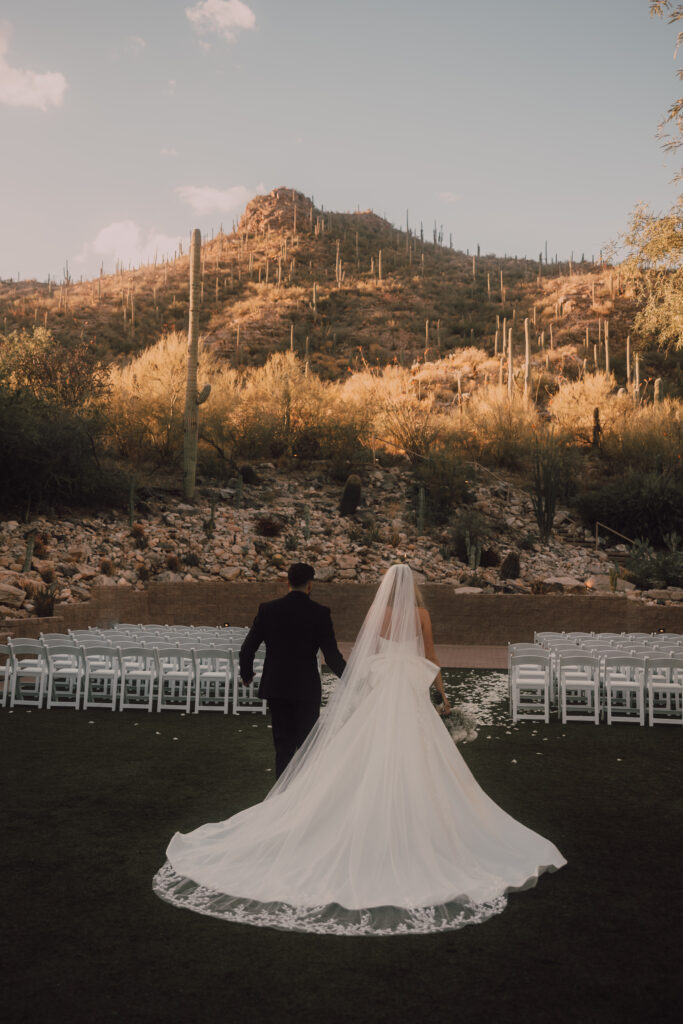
[268,698,320,779]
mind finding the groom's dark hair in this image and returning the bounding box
[288,562,315,589]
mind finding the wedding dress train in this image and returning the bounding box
[153,603,566,935]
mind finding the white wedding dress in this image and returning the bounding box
[153,567,565,935]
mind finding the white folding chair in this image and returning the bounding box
[156,648,195,712]
[45,643,84,710]
[119,646,158,712]
[81,646,121,711]
[193,647,232,713]
[558,654,600,724]
[233,655,267,716]
[0,644,10,708]
[646,655,683,726]
[509,653,551,723]
[9,640,48,708]
[603,655,646,726]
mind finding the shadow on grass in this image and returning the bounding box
[1,708,682,1024]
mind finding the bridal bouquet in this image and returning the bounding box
[439,705,479,744]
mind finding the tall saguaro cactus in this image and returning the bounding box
[183,228,206,500]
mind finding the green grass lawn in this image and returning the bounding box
[2,703,682,1024]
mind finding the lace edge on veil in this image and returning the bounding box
[151,861,564,936]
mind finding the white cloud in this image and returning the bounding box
[160,146,178,157]
[167,78,176,95]
[186,1,256,43]
[176,184,252,215]
[76,220,182,272]
[438,191,461,204]
[0,22,67,111]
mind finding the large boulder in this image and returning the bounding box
[0,582,25,609]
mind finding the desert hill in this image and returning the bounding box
[3,186,676,393]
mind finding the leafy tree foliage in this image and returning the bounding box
[650,1,683,174]
[621,199,683,350]
[0,327,109,408]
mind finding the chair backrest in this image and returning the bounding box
[510,653,550,669]
[602,655,646,671]
[8,640,45,656]
[81,645,119,662]
[558,653,598,668]
[155,647,194,666]
[45,643,81,661]
[119,645,156,662]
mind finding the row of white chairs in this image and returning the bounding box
[0,636,265,716]
[508,631,683,726]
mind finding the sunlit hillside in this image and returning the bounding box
[2,187,679,395]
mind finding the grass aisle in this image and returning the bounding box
[1,708,682,1024]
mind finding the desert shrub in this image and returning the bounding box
[530,435,569,544]
[0,327,109,408]
[130,524,148,549]
[26,581,57,617]
[137,564,152,582]
[0,385,125,512]
[547,372,622,443]
[575,471,683,547]
[601,398,682,475]
[107,332,211,467]
[255,514,285,537]
[411,455,473,527]
[623,536,683,589]
[166,554,181,572]
[99,558,113,575]
[447,509,490,563]
[183,551,201,567]
[458,387,538,469]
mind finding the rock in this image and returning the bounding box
[315,566,336,582]
[0,582,25,608]
[585,574,635,593]
[219,566,241,581]
[336,554,359,570]
[454,586,483,595]
[643,587,682,602]
[533,576,586,595]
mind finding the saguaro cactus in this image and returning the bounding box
[183,228,210,500]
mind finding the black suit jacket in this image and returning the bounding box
[239,591,346,702]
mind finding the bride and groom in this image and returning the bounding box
[153,562,565,936]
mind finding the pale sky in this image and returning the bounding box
[0,0,680,282]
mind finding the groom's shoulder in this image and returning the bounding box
[310,597,332,617]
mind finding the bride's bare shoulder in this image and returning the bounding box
[418,606,432,629]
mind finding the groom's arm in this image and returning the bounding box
[318,608,346,678]
[239,606,265,682]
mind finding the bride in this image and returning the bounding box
[153,564,565,935]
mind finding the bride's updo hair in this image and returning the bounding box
[387,564,424,608]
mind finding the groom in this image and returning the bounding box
[239,563,347,778]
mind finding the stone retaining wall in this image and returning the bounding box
[2,582,681,645]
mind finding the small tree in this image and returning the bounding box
[530,436,565,545]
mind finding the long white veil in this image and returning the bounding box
[154,561,566,935]
[266,563,427,800]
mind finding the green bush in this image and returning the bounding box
[0,386,126,512]
[575,471,683,547]
[623,535,683,589]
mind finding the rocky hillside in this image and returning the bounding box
[2,459,681,628]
